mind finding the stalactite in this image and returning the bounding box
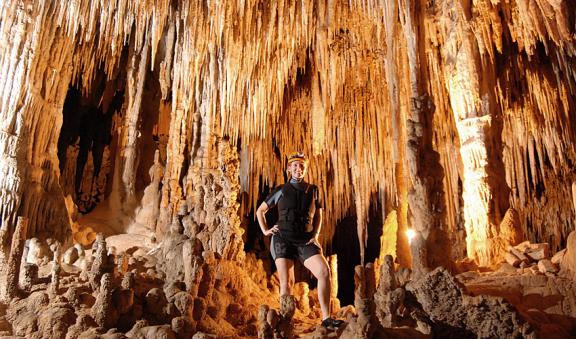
[120,36,150,207]
[0,1,76,241]
[0,0,574,269]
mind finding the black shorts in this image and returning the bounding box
[270,234,322,262]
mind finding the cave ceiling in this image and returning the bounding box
[0,0,574,266]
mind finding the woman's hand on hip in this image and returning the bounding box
[306,235,320,246]
[263,225,279,236]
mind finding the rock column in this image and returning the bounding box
[0,217,28,302]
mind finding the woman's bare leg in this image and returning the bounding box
[304,254,331,319]
[275,258,295,296]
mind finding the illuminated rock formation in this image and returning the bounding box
[0,0,575,337]
[0,217,28,302]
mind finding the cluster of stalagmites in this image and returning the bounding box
[348,232,576,339]
[255,252,544,339]
[2,226,576,339]
[0,141,278,338]
[331,256,536,339]
[257,295,296,339]
[0,225,270,338]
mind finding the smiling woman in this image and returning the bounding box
[256,151,344,330]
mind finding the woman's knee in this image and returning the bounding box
[304,255,331,280]
[314,264,330,281]
[311,265,330,280]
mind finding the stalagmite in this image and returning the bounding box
[49,260,61,296]
[340,264,379,338]
[257,305,273,339]
[89,233,110,290]
[92,273,117,329]
[328,255,340,311]
[21,263,38,293]
[132,149,164,233]
[293,282,310,316]
[0,217,28,302]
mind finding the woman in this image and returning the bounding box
[256,151,343,330]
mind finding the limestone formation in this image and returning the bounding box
[407,267,534,338]
[183,238,205,295]
[92,273,117,328]
[293,282,310,316]
[63,246,80,265]
[551,249,566,265]
[374,255,404,328]
[49,260,61,296]
[25,238,49,266]
[0,0,575,338]
[132,149,164,233]
[340,264,380,338]
[257,296,296,339]
[182,139,245,261]
[0,217,28,302]
[21,263,38,292]
[328,255,340,311]
[257,305,273,339]
[89,233,111,290]
[560,231,576,280]
[410,230,429,277]
[0,212,274,338]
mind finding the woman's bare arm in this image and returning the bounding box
[256,201,279,236]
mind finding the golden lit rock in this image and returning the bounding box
[0,0,575,337]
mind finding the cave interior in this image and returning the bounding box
[1,0,576,338]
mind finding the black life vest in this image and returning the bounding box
[277,182,316,235]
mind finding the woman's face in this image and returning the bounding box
[288,160,307,179]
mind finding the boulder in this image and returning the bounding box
[407,267,535,338]
[551,249,566,264]
[538,259,558,274]
[525,243,550,261]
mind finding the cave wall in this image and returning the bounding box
[0,0,574,266]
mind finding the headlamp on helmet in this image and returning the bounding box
[287,151,308,165]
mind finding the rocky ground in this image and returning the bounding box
[0,222,574,338]
[0,232,576,339]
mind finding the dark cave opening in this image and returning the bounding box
[56,47,169,216]
[329,194,384,306]
[57,78,124,213]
